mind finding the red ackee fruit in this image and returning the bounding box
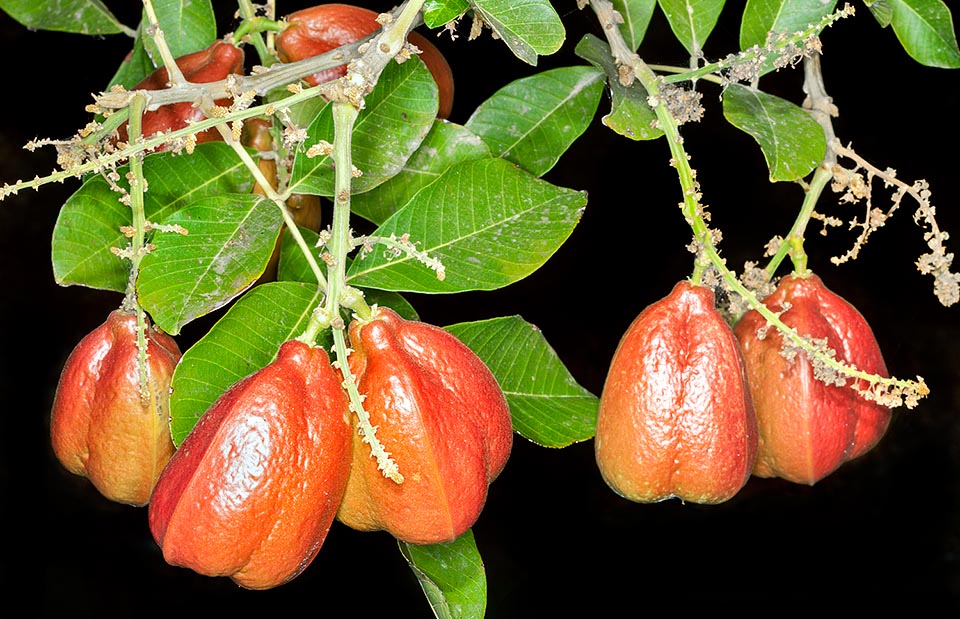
[733,273,892,485]
[148,340,351,590]
[336,307,513,545]
[50,308,182,507]
[117,40,245,149]
[275,3,455,118]
[595,281,758,504]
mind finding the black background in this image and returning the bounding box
[3,1,959,615]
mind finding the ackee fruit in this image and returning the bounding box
[733,272,891,485]
[595,281,758,504]
[50,308,182,506]
[276,3,455,118]
[148,340,351,589]
[117,40,245,149]
[337,307,512,545]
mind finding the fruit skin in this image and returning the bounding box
[276,3,455,118]
[337,307,512,545]
[117,40,245,149]
[147,340,351,590]
[50,308,182,507]
[595,281,758,505]
[733,273,891,485]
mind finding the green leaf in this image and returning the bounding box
[276,225,325,285]
[464,66,605,177]
[137,194,284,335]
[282,94,331,132]
[722,84,825,182]
[105,0,218,90]
[446,317,598,447]
[0,0,125,34]
[739,0,838,51]
[575,33,664,141]
[352,120,491,225]
[52,143,255,292]
[399,530,486,619]
[657,0,725,55]
[346,158,587,293]
[888,0,960,67]
[149,0,216,58]
[168,281,323,445]
[423,0,470,27]
[289,58,438,197]
[471,0,566,65]
[867,0,893,27]
[613,0,658,51]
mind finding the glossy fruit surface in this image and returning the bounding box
[50,308,182,506]
[733,273,891,485]
[276,3,455,118]
[595,281,758,504]
[148,340,351,590]
[337,307,512,545]
[117,40,245,149]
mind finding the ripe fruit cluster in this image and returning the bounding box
[51,305,512,590]
[50,6,474,589]
[595,273,891,504]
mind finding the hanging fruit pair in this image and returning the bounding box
[146,307,513,588]
[595,272,892,504]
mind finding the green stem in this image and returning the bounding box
[234,0,280,66]
[632,63,715,282]
[322,101,400,482]
[224,130,329,290]
[654,7,853,86]
[141,0,185,85]
[324,103,360,321]
[298,102,359,345]
[125,93,151,401]
[765,165,833,278]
